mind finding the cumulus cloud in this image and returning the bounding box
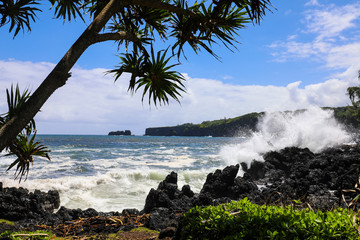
[0,60,354,135]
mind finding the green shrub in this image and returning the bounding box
[178,198,359,239]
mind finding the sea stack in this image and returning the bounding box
[108,130,131,136]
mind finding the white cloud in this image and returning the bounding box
[269,2,360,71]
[0,60,355,135]
[326,43,360,69]
[305,4,360,40]
[305,0,320,7]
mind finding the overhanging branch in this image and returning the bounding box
[93,31,140,43]
[119,0,197,17]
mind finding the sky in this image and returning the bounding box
[1,0,360,135]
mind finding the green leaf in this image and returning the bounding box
[109,46,186,106]
[6,132,51,182]
[49,0,84,22]
[0,0,41,37]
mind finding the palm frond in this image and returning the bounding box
[107,51,146,93]
[347,70,360,108]
[49,0,84,22]
[1,84,35,134]
[0,0,41,37]
[170,1,249,60]
[6,132,51,182]
[109,47,186,106]
[83,0,109,18]
[136,47,186,106]
[1,84,51,182]
[347,87,360,108]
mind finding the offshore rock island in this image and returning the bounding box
[145,106,359,137]
[108,130,131,136]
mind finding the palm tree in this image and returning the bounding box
[1,85,50,182]
[0,0,273,159]
[347,71,360,108]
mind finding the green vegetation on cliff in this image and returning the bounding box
[145,112,264,137]
[145,106,360,137]
[328,106,360,129]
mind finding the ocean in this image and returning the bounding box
[0,107,353,212]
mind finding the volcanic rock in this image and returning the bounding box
[0,186,60,221]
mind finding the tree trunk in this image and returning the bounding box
[0,0,118,152]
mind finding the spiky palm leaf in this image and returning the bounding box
[108,51,146,93]
[348,87,360,108]
[0,0,41,37]
[131,5,170,40]
[109,47,185,106]
[347,71,360,108]
[0,84,35,135]
[1,85,51,182]
[170,1,249,60]
[49,0,84,22]
[83,0,109,18]
[136,47,186,106]
[6,132,50,182]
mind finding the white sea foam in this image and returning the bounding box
[1,167,212,211]
[0,135,235,211]
[220,106,353,173]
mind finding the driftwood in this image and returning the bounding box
[37,214,150,237]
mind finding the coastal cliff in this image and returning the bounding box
[145,112,263,137]
[145,106,360,137]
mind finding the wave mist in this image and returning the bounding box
[220,107,353,170]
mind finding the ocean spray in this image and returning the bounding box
[220,106,353,172]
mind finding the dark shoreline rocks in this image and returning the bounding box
[2,144,360,237]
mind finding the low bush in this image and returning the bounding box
[178,198,359,239]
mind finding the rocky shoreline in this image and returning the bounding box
[1,144,360,238]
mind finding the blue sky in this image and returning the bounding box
[1,0,360,135]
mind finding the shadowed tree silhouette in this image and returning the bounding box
[0,0,274,176]
[0,85,50,182]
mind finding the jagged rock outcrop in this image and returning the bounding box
[143,171,194,214]
[3,144,360,237]
[243,145,360,208]
[142,144,360,232]
[0,187,60,221]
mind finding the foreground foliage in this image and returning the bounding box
[1,85,50,182]
[178,198,360,239]
[5,132,50,182]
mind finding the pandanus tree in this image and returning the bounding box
[347,70,360,127]
[348,71,360,108]
[0,0,273,177]
[1,85,50,181]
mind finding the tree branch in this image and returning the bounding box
[119,0,197,17]
[93,31,140,44]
